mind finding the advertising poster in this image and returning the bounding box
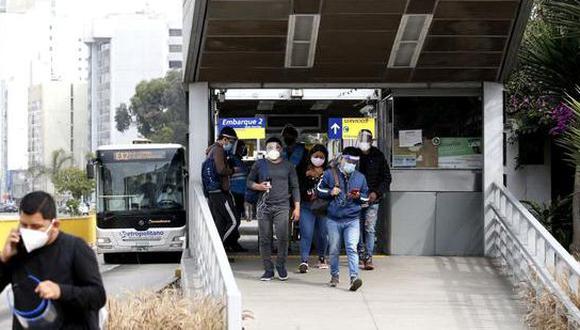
[437,137,482,169]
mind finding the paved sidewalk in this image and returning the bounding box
[231,256,526,330]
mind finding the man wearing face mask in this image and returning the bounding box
[204,126,239,243]
[356,129,392,271]
[317,147,368,291]
[247,137,300,281]
[0,191,106,329]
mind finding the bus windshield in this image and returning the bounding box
[97,148,185,213]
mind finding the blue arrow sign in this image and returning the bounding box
[328,118,342,140]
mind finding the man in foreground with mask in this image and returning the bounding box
[356,129,391,270]
[0,191,106,329]
[204,126,239,243]
[317,147,368,291]
[247,137,300,281]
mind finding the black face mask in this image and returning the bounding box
[283,137,296,146]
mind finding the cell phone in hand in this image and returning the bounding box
[348,189,361,199]
[264,178,272,189]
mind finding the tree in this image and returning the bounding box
[115,70,187,145]
[26,149,74,190]
[115,103,131,132]
[53,167,95,215]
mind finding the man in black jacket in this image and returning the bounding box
[0,191,106,329]
[357,129,392,270]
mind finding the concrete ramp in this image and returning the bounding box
[232,256,525,330]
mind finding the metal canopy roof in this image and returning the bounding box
[184,0,531,85]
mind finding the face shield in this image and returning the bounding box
[357,130,373,151]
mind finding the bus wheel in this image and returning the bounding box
[103,253,122,264]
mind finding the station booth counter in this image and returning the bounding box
[214,90,486,257]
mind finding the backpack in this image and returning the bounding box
[244,159,269,204]
[201,147,222,197]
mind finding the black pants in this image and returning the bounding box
[224,192,244,246]
[208,192,238,243]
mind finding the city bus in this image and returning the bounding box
[89,143,187,263]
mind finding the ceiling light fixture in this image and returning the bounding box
[388,14,433,68]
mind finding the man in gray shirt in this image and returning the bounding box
[247,137,300,281]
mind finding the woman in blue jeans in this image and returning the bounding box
[297,144,329,273]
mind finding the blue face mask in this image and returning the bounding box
[223,142,233,152]
[342,162,356,174]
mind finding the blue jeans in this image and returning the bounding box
[327,218,360,279]
[299,206,328,263]
[358,203,379,260]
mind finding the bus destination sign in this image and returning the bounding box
[113,150,167,161]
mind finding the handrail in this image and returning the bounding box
[188,182,242,329]
[487,182,580,327]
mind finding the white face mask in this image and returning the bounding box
[311,156,325,167]
[20,221,53,253]
[359,142,371,152]
[267,150,280,160]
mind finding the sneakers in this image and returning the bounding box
[260,270,274,281]
[364,257,375,271]
[276,266,288,281]
[316,257,329,269]
[349,277,363,291]
[298,262,309,273]
[329,275,339,287]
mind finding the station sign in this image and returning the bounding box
[328,117,375,139]
[218,117,266,139]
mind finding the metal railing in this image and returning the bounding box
[187,182,242,329]
[487,182,580,326]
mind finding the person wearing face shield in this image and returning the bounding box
[317,147,369,291]
[0,191,106,329]
[224,139,249,252]
[356,129,392,271]
[247,137,300,281]
[297,144,330,273]
[204,126,239,244]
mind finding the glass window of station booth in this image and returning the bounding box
[392,96,483,169]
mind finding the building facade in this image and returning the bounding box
[86,12,183,149]
[27,81,88,192]
[0,80,7,198]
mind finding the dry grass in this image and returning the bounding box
[523,286,569,329]
[520,272,580,329]
[106,289,225,330]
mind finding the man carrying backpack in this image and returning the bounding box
[202,126,239,243]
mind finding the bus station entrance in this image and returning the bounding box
[207,87,486,256]
[180,0,540,328]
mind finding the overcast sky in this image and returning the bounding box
[0,0,181,170]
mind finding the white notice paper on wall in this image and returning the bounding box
[399,130,422,147]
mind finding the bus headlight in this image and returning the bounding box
[172,236,186,242]
[97,237,111,244]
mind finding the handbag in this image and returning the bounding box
[310,167,340,217]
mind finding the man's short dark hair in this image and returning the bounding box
[342,146,361,158]
[20,191,57,220]
[265,137,282,147]
[281,125,298,138]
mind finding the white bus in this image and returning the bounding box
[89,143,187,263]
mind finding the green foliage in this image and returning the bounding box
[558,91,580,168]
[505,0,580,139]
[115,103,131,132]
[53,167,95,215]
[115,70,187,145]
[522,196,573,247]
